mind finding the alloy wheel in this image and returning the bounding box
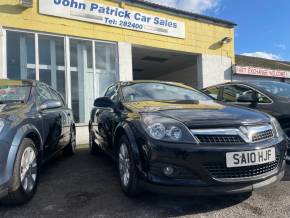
[20,147,37,192]
[71,130,76,152]
[119,143,131,187]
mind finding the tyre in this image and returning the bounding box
[117,136,140,196]
[2,138,39,204]
[63,127,76,156]
[89,128,100,155]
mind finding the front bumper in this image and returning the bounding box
[0,140,15,199]
[137,137,287,194]
[142,169,285,195]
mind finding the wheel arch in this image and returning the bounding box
[277,116,290,128]
[11,124,43,151]
[113,122,141,169]
[277,116,290,138]
[5,124,43,181]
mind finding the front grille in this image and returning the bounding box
[252,129,274,142]
[204,157,279,179]
[196,135,244,144]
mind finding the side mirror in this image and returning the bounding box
[39,100,62,111]
[94,97,115,109]
[237,92,258,103]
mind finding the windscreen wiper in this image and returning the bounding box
[160,100,199,104]
[0,100,24,104]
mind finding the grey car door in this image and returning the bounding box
[37,84,63,158]
[49,88,71,148]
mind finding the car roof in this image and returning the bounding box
[0,79,54,87]
[203,80,287,89]
[0,79,37,86]
[118,80,194,89]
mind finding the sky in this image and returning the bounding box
[146,0,290,61]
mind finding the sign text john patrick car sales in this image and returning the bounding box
[39,0,186,39]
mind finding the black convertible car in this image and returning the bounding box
[0,79,76,204]
[89,81,287,196]
[203,81,290,155]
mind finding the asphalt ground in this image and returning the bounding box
[1,145,290,218]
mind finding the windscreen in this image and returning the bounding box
[0,85,31,103]
[122,82,211,102]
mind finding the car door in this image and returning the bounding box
[221,84,274,115]
[49,88,71,148]
[36,84,63,158]
[94,84,119,154]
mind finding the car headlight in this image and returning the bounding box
[270,116,284,140]
[141,114,195,143]
[0,119,4,133]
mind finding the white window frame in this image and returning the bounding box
[2,28,119,123]
[1,28,7,78]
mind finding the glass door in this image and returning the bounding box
[70,39,94,123]
[94,42,118,97]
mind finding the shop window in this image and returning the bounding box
[6,31,36,80]
[95,42,118,97]
[38,35,66,100]
[5,30,119,123]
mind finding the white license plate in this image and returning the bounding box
[226,148,276,168]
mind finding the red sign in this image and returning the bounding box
[235,65,290,79]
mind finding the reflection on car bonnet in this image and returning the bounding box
[0,105,6,112]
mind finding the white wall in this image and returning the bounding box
[155,65,197,88]
[118,42,133,81]
[76,125,89,146]
[197,54,232,88]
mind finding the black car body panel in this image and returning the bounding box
[90,81,287,195]
[0,79,75,198]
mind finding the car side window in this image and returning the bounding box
[36,85,53,105]
[222,85,255,102]
[222,85,271,103]
[50,88,65,106]
[105,85,119,103]
[203,86,220,100]
[257,92,272,103]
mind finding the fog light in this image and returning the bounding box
[163,166,174,176]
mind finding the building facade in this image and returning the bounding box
[234,55,290,83]
[0,0,236,143]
